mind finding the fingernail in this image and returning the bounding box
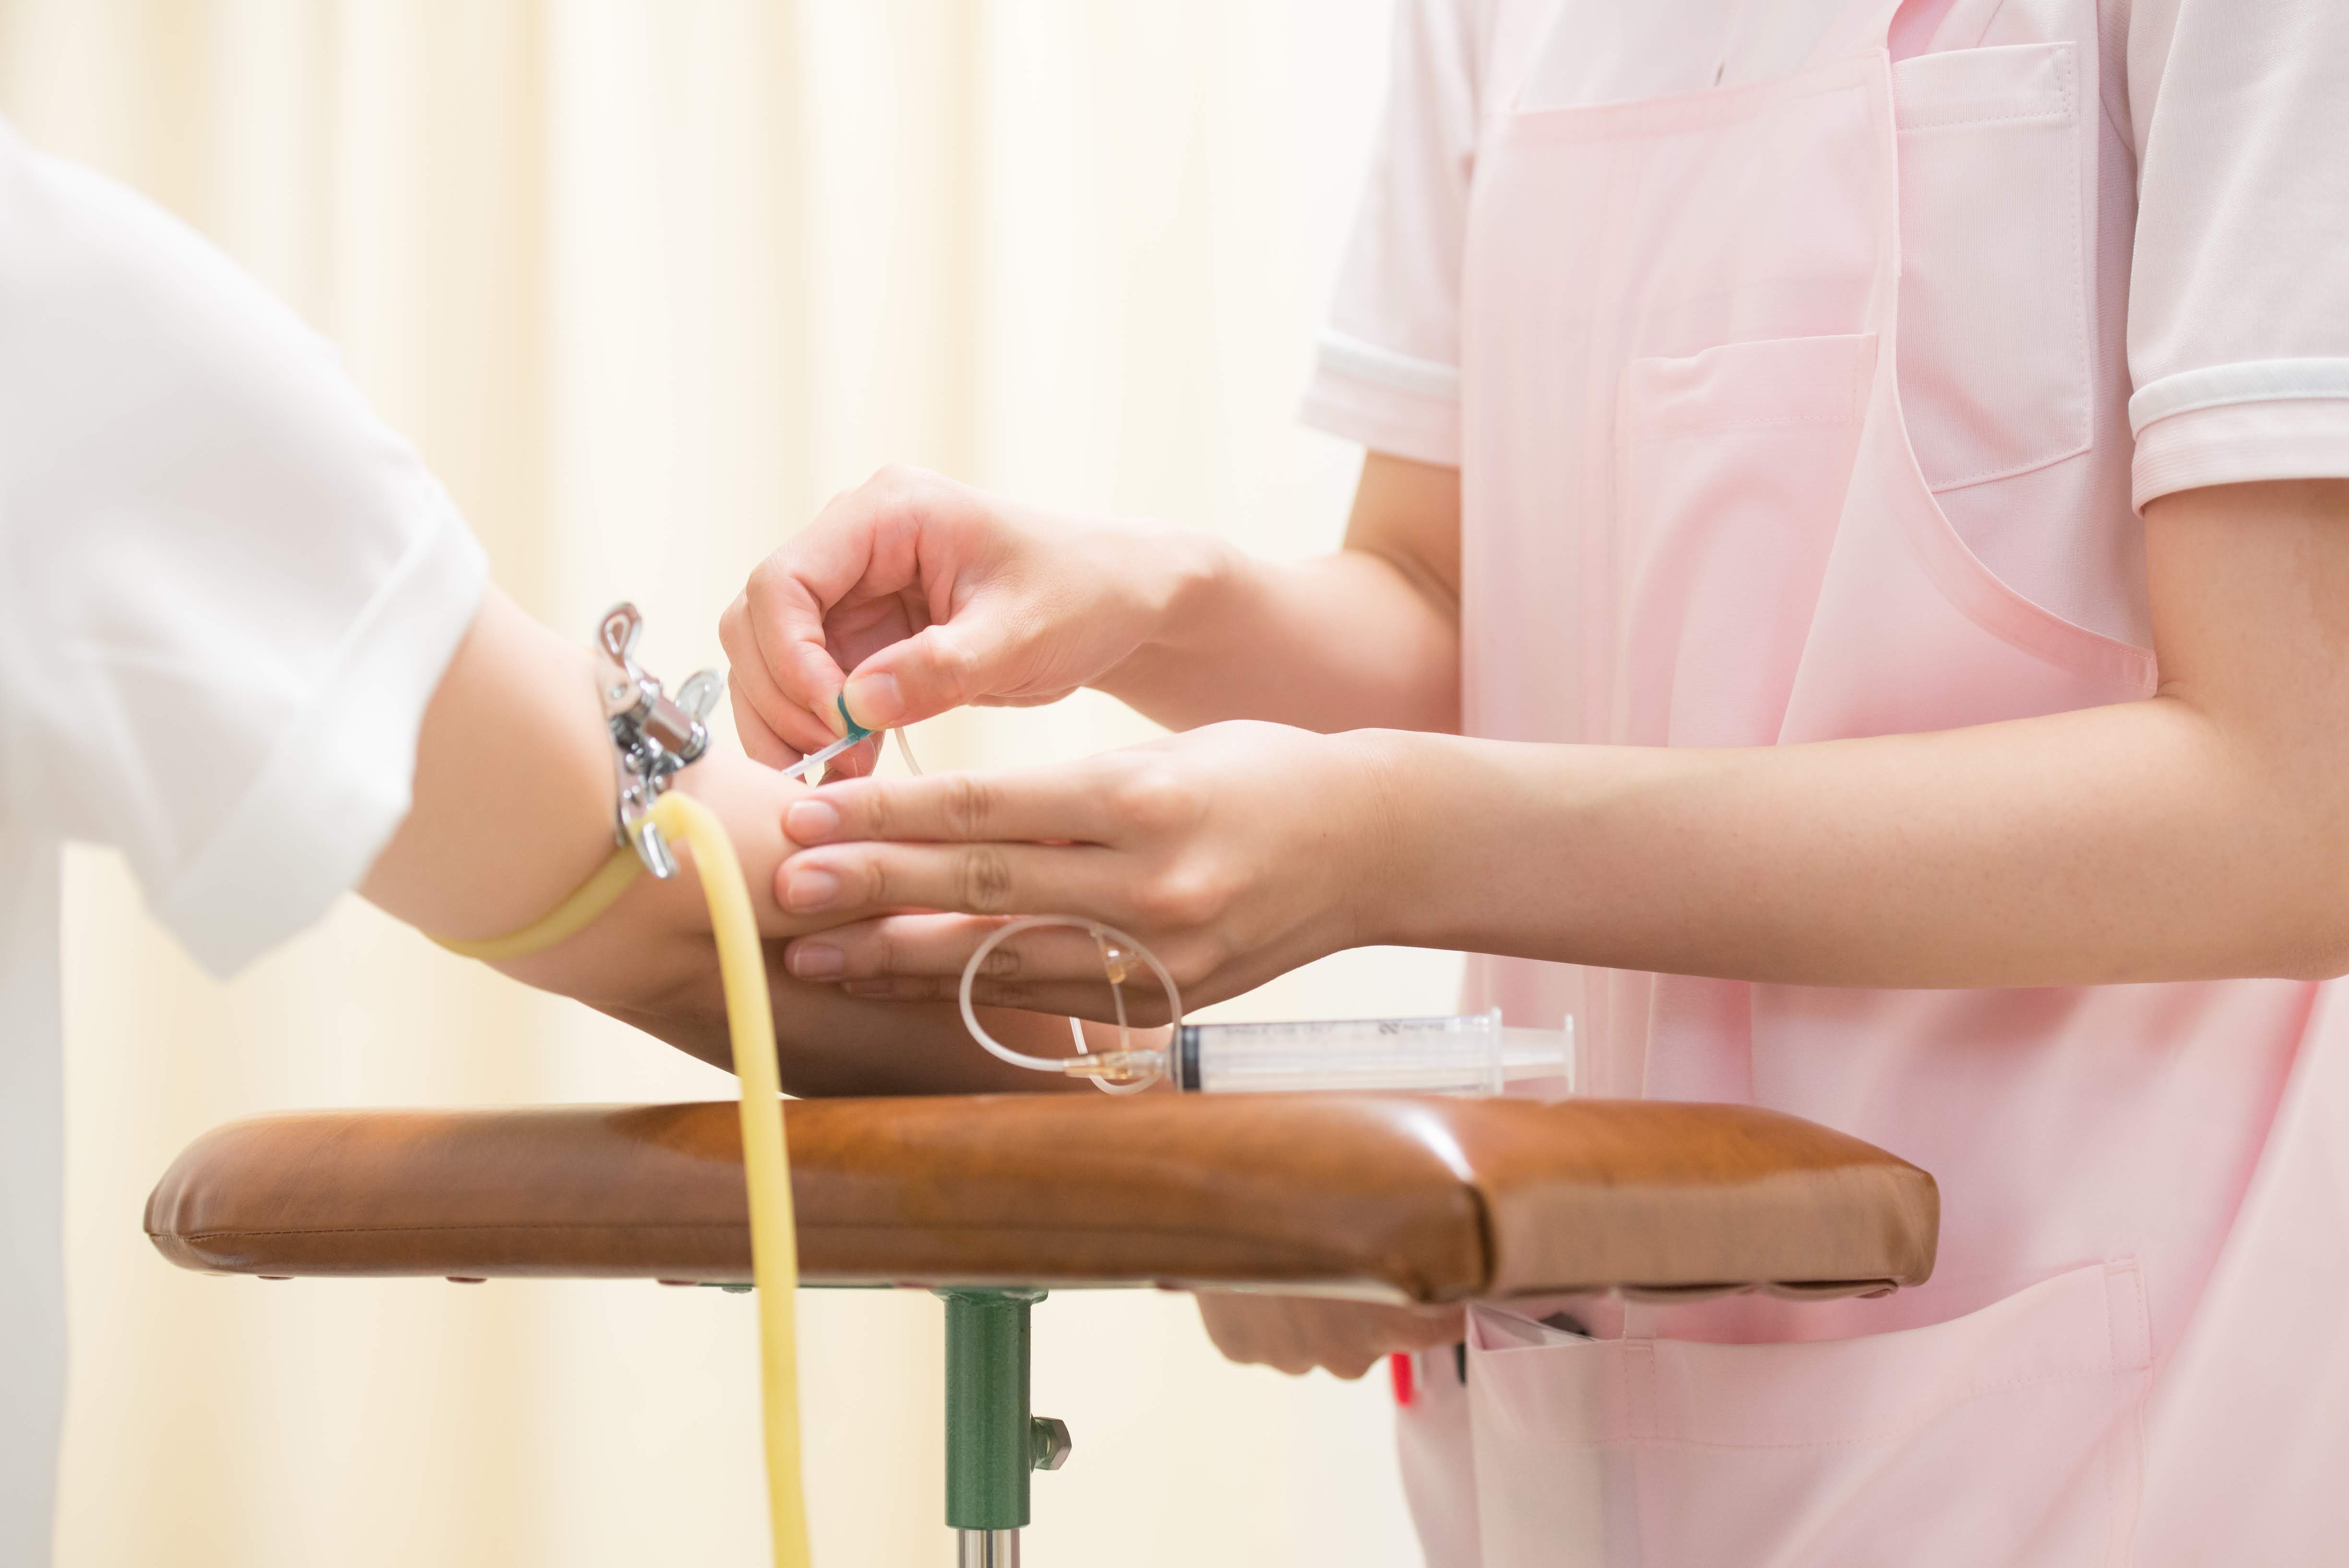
[788,943,844,980]
[785,798,841,843]
[840,672,902,730]
[783,868,839,912]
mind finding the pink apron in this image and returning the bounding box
[1415,0,2349,1561]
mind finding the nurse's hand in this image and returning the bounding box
[771,721,1399,1018]
[1194,1293,1465,1380]
[718,466,1212,771]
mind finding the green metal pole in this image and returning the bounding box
[938,1288,1044,1532]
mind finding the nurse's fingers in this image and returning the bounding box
[777,839,1124,923]
[1194,1295,1465,1380]
[784,767,1116,850]
[738,476,940,726]
[837,612,1014,732]
[720,591,844,760]
[722,637,809,768]
[726,682,794,770]
[783,913,1117,985]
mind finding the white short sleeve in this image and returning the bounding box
[1298,0,1488,468]
[0,126,487,975]
[2123,0,2349,510]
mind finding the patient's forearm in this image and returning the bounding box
[365,586,1080,1093]
[613,971,1099,1096]
[361,586,620,940]
[358,585,799,1015]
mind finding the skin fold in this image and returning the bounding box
[726,461,2349,1371]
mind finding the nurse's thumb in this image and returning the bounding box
[839,623,996,732]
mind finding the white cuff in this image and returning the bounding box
[2130,360,2349,507]
[2129,358,2349,432]
[1317,330,1461,401]
[1299,330,1462,467]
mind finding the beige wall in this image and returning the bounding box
[6,3,1463,1564]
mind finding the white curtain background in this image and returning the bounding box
[0,2,1465,1564]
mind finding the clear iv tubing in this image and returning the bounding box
[958,915,1185,1093]
[830,725,1179,1093]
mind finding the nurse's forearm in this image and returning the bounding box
[1102,546,1459,732]
[1378,703,2326,986]
[1375,481,2349,988]
[1102,452,1462,733]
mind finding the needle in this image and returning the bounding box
[778,727,871,782]
[778,695,875,782]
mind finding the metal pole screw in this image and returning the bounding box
[1028,1415,1072,1472]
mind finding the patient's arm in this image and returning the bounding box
[360,585,1079,1093]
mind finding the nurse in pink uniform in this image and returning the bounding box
[727,0,2349,1560]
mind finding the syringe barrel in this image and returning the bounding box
[1174,1010,1575,1095]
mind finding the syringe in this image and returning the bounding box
[1173,1009,1576,1096]
[955,916,1577,1098]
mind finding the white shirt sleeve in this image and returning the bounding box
[2124,0,2349,510]
[0,125,487,976]
[1297,0,1488,468]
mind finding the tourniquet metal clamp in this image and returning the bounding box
[594,602,724,879]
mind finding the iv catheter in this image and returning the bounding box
[433,604,811,1568]
[777,699,873,782]
[778,696,926,784]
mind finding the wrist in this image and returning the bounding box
[1332,726,1444,950]
[1096,527,1242,700]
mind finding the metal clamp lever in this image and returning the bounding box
[593,602,724,878]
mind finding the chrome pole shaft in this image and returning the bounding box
[957,1527,1019,1567]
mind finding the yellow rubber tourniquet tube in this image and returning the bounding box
[435,790,810,1568]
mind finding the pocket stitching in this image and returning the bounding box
[1471,1260,2154,1452]
[1471,1353,2145,1451]
[1898,43,2092,492]
[1635,1361,2142,1453]
[1893,38,2078,133]
[1615,334,1876,447]
[1899,105,2071,132]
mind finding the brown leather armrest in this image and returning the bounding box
[145,1095,1936,1305]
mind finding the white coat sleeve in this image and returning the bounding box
[0,126,487,975]
[1297,0,1489,468]
[2123,0,2349,510]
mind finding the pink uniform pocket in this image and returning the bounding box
[1610,332,1876,748]
[1892,41,2089,492]
[1466,1260,2151,1568]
